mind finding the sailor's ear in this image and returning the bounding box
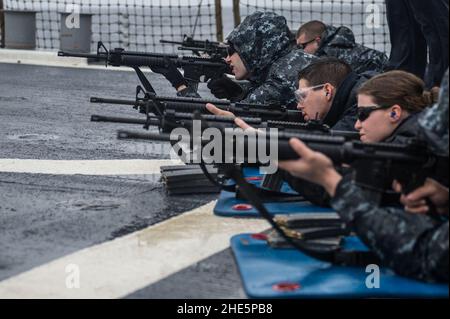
[324,83,335,101]
[388,105,403,122]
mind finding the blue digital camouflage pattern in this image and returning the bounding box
[227,12,317,106]
[331,175,448,283]
[316,25,388,74]
[418,69,449,156]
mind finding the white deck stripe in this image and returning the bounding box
[0,49,136,71]
[0,159,183,175]
[0,201,268,299]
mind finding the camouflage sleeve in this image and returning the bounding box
[240,50,314,106]
[228,81,256,103]
[418,69,449,156]
[239,75,293,106]
[330,176,449,283]
[355,49,389,74]
[322,46,388,74]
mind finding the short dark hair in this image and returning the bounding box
[296,20,326,39]
[298,58,352,88]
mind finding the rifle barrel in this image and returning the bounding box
[160,39,183,45]
[118,130,172,142]
[91,114,159,127]
[57,51,104,59]
[90,97,138,106]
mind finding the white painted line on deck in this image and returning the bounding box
[0,201,268,299]
[0,48,135,71]
[0,159,183,175]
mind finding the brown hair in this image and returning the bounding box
[296,20,326,39]
[298,57,352,88]
[358,71,439,113]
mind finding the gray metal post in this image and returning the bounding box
[0,0,5,48]
[233,0,241,27]
[215,0,223,42]
[4,10,37,50]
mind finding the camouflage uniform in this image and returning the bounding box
[227,12,317,107]
[315,25,388,74]
[418,69,449,156]
[329,70,450,283]
[330,176,448,283]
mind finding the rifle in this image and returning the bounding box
[116,127,448,197]
[117,127,447,266]
[90,85,304,123]
[89,87,363,137]
[58,41,232,93]
[90,109,341,135]
[160,35,228,58]
[90,88,359,136]
[90,94,357,196]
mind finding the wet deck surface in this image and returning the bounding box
[0,62,247,298]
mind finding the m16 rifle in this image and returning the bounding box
[90,85,304,123]
[116,127,445,196]
[116,126,448,266]
[58,41,231,93]
[90,109,338,135]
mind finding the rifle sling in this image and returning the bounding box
[227,165,381,267]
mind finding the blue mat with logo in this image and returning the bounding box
[214,190,334,217]
[231,234,449,299]
[214,167,334,217]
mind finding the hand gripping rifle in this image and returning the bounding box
[58,41,232,93]
[90,91,357,198]
[89,86,358,139]
[116,124,448,267]
[116,127,447,196]
[89,85,320,132]
[90,85,304,123]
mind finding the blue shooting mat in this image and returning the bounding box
[231,234,449,299]
[214,190,334,217]
[214,167,334,217]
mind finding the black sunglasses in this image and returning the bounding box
[298,38,317,50]
[357,105,390,122]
